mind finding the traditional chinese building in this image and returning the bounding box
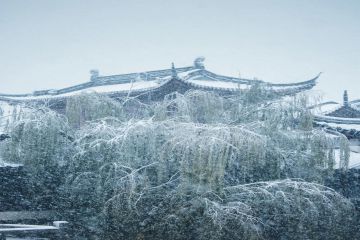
[313,91,360,137]
[313,91,360,168]
[0,58,320,112]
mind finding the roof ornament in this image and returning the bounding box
[171,62,178,78]
[90,69,99,81]
[135,73,142,82]
[343,90,349,107]
[194,57,205,69]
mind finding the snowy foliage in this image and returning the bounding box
[0,89,355,239]
[65,92,153,128]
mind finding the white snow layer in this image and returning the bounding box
[4,80,161,101]
[310,103,340,115]
[0,101,15,132]
[316,121,360,131]
[188,79,250,90]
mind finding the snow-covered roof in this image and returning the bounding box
[312,92,360,127]
[310,102,341,115]
[312,98,360,142]
[1,80,163,101]
[350,99,360,111]
[0,58,320,102]
[187,79,250,90]
[316,121,360,131]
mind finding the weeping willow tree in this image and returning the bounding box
[62,118,353,239]
[65,93,152,128]
[1,107,73,166]
[0,89,355,239]
[0,106,74,208]
[153,89,278,124]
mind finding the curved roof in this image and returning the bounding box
[312,93,360,140]
[0,59,320,102]
[351,99,360,110]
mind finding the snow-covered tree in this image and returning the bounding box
[0,90,354,239]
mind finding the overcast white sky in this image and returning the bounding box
[0,0,359,102]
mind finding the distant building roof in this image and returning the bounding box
[312,90,360,141]
[326,106,360,119]
[325,91,360,119]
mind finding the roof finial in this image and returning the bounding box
[171,62,178,78]
[90,69,99,81]
[194,57,205,69]
[343,90,349,107]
